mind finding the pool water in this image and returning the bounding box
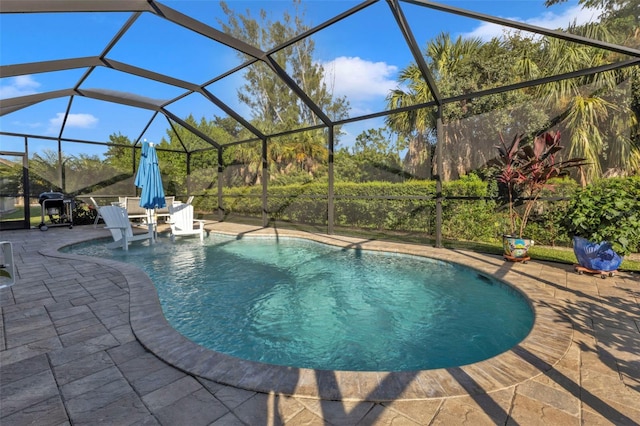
[65,235,534,371]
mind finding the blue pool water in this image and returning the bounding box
[64,235,534,371]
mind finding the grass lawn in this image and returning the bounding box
[0,205,42,227]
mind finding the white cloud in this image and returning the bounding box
[527,5,601,29]
[462,5,602,41]
[49,112,99,129]
[321,56,398,102]
[0,75,41,98]
[47,112,99,134]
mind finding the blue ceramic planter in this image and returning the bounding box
[572,236,622,272]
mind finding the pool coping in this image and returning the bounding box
[46,224,573,402]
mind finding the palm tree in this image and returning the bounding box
[386,33,542,180]
[386,34,480,180]
[532,22,639,181]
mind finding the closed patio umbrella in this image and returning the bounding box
[135,140,165,241]
[134,140,150,189]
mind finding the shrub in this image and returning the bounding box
[562,176,640,256]
[72,199,98,225]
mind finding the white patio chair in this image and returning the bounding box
[155,196,174,223]
[168,203,205,241]
[0,241,15,289]
[89,197,104,228]
[99,205,154,250]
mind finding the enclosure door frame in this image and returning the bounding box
[0,151,30,230]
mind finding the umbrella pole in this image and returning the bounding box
[153,208,158,242]
[147,209,156,243]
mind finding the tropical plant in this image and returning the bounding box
[490,130,588,237]
[562,176,640,256]
[526,17,640,181]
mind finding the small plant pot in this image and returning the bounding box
[502,235,534,259]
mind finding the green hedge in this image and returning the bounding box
[210,174,504,243]
[193,176,640,253]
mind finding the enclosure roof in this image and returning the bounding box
[1,0,639,153]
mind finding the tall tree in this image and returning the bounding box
[104,133,136,174]
[28,150,61,195]
[545,0,640,178]
[544,0,639,31]
[217,0,349,182]
[386,34,544,180]
[338,128,404,182]
[533,4,640,179]
[161,115,219,194]
[387,10,640,182]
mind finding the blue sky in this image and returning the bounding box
[0,0,601,157]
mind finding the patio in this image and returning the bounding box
[1,223,639,425]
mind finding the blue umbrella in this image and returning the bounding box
[135,140,166,211]
[134,140,149,189]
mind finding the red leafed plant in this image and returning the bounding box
[492,131,587,238]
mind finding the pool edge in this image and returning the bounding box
[47,223,574,402]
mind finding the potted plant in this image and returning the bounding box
[563,176,640,273]
[491,131,587,261]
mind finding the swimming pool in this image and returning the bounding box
[65,233,534,372]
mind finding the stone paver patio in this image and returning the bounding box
[1,223,639,425]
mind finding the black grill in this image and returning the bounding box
[38,192,74,230]
[38,192,65,215]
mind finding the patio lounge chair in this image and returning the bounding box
[124,197,149,222]
[168,203,205,241]
[99,205,153,250]
[154,196,175,223]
